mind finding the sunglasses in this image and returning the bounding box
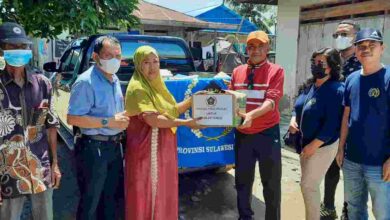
[332,32,349,39]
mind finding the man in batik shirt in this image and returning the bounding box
[0,22,61,220]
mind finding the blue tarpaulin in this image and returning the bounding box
[188,4,259,34]
[165,78,235,168]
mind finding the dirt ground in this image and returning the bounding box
[19,141,375,220]
[179,148,374,220]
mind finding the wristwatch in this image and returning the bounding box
[101,118,109,127]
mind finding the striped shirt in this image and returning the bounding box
[230,61,284,134]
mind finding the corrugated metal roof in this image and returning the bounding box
[236,0,278,5]
[187,4,260,34]
[134,1,207,24]
[133,1,238,30]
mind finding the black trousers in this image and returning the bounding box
[75,136,124,220]
[235,125,282,220]
[324,159,340,209]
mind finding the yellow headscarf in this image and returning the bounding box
[125,45,179,133]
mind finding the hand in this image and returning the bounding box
[184,117,204,129]
[51,162,62,189]
[108,112,130,130]
[237,112,253,129]
[223,79,231,87]
[336,147,344,168]
[300,144,319,159]
[383,158,390,182]
[223,90,235,95]
[289,119,299,134]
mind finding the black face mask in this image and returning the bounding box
[311,63,327,79]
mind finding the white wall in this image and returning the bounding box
[274,0,301,110]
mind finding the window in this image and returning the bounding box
[58,48,81,82]
[117,41,194,81]
[82,43,95,73]
[80,38,195,82]
[120,41,187,61]
[59,48,81,73]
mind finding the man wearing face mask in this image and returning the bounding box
[333,20,362,78]
[0,22,61,219]
[230,31,284,220]
[67,36,129,220]
[320,20,362,220]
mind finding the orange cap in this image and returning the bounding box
[246,31,269,44]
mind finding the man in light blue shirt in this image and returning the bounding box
[67,36,129,220]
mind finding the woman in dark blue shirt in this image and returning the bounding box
[289,48,344,220]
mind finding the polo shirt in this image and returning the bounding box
[230,61,284,134]
[68,66,124,136]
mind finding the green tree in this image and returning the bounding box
[0,0,140,38]
[225,0,276,34]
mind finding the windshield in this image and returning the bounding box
[117,40,195,81]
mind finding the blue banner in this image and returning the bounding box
[165,78,235,168]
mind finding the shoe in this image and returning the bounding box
[320,203,338,219]
[340,202,348,220]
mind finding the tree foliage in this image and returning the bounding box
[225,0,276,33]
[0,0,140,38]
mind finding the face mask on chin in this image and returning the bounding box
[98,57,121,75]
[334,36,353,51]
[3,50,32,67]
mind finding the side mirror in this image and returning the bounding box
[43,62,58,72]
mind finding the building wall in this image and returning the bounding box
[275,0,390,111]
[31,31,71,71]
[275,0,301,111]
[297,15,390,89]
[184,31,248,47]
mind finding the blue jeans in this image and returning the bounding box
[343,159,390,220]
[0,189,53,220]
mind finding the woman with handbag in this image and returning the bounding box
[288,48,344,220]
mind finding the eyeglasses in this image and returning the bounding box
[332,32,349,39]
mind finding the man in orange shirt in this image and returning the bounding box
[230,31,285,220]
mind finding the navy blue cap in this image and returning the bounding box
[0,22,32,45]
[354,28,383,44]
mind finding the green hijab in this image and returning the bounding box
[125,45,178,133]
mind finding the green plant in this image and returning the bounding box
[0,0,140,38]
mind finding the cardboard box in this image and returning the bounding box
[192,91,247,127]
